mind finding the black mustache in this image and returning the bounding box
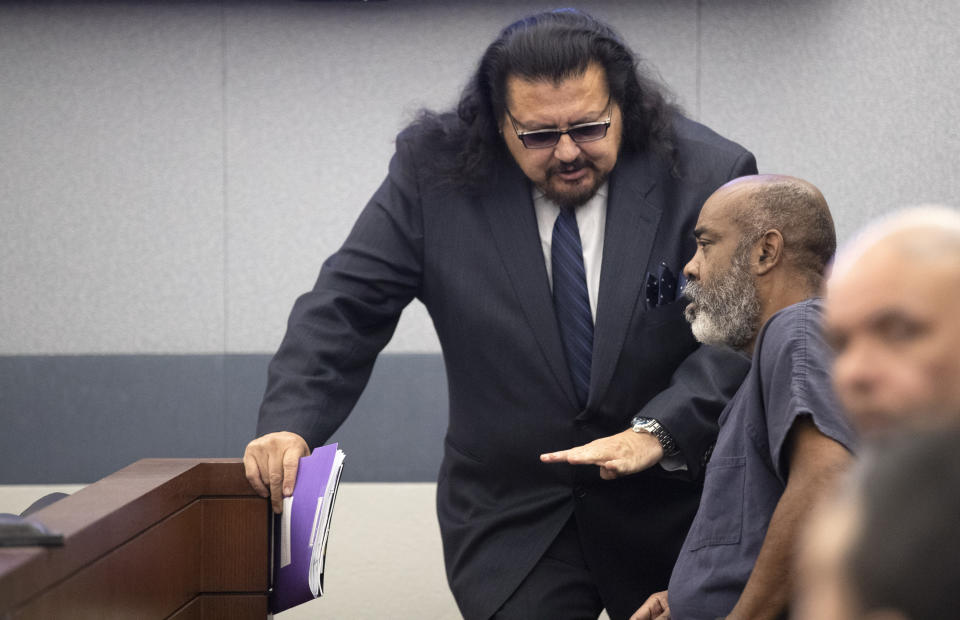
[548,160,595,176]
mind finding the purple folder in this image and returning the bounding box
[269,443,345,614]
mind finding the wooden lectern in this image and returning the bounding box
[0,459,271,619]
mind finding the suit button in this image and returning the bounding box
[574,486,587,498]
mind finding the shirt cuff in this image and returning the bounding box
[659,454,689,472]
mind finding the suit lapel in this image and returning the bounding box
[585,150,665,413]
[481,161,581,410]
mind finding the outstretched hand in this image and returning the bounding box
[540,429,664,479]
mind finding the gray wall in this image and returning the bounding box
[2,1,958,482]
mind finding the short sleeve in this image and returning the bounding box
[757,300,856,483]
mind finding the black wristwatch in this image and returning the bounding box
[630,415,680,458]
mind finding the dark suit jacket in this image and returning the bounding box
[257,113,756,619]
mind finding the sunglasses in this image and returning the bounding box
[506,101,613,149]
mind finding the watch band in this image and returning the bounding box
[630,415,680,457]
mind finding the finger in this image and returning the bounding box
[605,458,634,475]
[541,446,599,464]
[605,455,652,477]
[267,453,285,514]
[540,449,573,463]
[562,445,609,466]
[629,602,655,620]
[243,446,270,498]
[599,463,619,480]
[652,592,670,619]
[281,447,302,497]
[638,601,663,620]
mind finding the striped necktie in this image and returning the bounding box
[551,209,593,409]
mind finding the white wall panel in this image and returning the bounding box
[0,4,225,354]
[7,1,954,355]
[699,0,960,242]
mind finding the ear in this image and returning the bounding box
[754,229,784,276]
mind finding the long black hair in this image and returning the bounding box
[413,9,680,191]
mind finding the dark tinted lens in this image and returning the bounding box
[520,131,561,149]
[521,131,560,149]
[568,123,608,143]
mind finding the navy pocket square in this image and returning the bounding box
[646,262,679,307]
[645,272,659,307]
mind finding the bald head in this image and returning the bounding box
[725,174,836,286]
[825,205,960,435]
[831,205,960,282]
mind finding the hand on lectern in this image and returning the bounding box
[243,431,310,514]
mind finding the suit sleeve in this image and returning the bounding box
[638,149,758,479]
[255,134,425,447]
[639,344,750,478]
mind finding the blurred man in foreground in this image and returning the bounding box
[825,205,960,434]
[793,206,960,620]
[795,427,960,620]
[545,175,856,619]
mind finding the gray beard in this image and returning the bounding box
[683,254,760,350]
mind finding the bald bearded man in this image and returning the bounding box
[545,175,856,620]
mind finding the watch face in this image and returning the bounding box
[631,416,652,429]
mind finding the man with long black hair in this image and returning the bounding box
[244,10,756,619]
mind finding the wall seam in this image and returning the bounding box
[220,1,231,452]
[696,0,702,120]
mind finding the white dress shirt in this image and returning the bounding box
[533,183,607,323]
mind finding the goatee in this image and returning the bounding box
[541,159,607,211]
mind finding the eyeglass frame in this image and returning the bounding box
[505,99,614,149]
